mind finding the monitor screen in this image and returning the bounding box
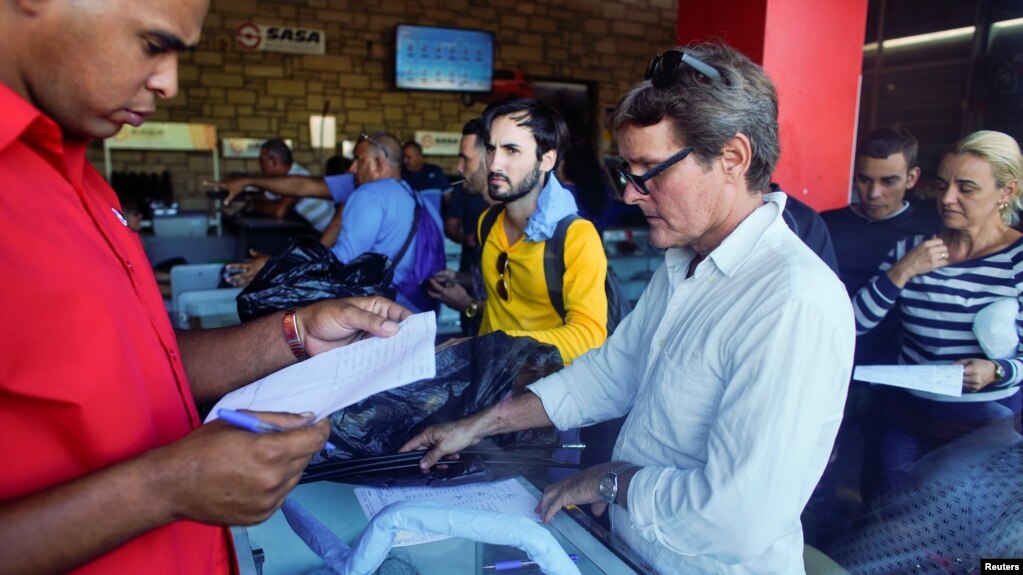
[395,24,494,93]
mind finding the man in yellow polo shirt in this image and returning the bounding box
[430,98,609,365]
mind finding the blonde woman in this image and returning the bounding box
[853,130,1023,496]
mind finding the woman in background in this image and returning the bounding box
[853,130,1023,497]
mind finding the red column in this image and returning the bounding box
[677,0,868,211]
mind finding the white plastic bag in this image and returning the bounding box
[973,297,1019,359]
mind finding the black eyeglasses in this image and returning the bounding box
[495,251,510,301]
[616,146,693,196]
[358,132,389,160]
[645,50,722,88]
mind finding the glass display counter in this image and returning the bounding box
[233,476,652,575]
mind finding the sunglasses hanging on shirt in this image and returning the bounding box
[495,251,510,301]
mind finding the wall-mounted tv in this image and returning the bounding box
[395,24,494,93]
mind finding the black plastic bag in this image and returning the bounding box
[304,332,566,484]
[236,237,394,321]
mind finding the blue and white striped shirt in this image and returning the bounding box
[853,234,1023,399]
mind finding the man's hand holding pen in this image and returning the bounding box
[151,410,331,526]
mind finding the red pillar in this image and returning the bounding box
[677,0,868,211]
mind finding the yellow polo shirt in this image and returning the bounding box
[478,208,608,364]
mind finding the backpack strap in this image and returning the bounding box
[482,206,578,324]
[544,214,580,324]
[382,182,421,287]
[478,204,505,247]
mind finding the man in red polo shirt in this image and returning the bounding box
[0,0,409,573]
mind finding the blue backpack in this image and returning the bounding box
[388,182,445,313]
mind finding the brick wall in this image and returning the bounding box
[89,0,678,209]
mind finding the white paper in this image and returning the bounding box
[854,364,964,397]
[205,312,436,422]
[354,479,540,547]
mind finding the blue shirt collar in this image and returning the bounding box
[523,174,578,242]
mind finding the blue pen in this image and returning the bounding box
[218,409,336,451]
[484,553,579,571]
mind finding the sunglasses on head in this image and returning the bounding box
[358,132,389,160]
[645,50,722,89]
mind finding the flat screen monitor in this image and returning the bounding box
[395,24,493,93]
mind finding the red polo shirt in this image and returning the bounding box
[0,83,232,573]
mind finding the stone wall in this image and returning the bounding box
[90,0,678,209]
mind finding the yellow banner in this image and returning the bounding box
[414,130,462,157]
[106,122,218,151]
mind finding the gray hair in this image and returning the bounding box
[608,42,780,191]
[363,132,403,169]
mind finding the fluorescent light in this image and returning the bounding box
[864,18,1023,53]
[992,18,1023,31]
[884,26,975,48]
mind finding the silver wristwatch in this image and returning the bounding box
[993,360,1006,382]
[598,463,638,505]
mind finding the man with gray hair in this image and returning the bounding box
[221,131,444,312]
[402,42,855,574]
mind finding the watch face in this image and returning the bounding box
[598,475,615,501]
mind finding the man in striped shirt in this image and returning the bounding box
[252,138,337,234]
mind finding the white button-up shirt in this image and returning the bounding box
[529,195,855,574]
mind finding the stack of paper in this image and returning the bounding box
[205,312,437,422]
[853,364,964,397]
